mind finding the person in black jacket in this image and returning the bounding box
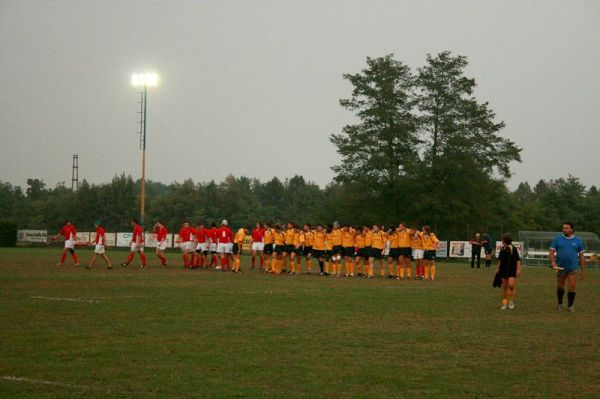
[470,233,482,268]
[496,234,522,310]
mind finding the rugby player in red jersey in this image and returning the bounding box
[216,220,234,271]
[86,220,112,269]
[250,222,265,270]
[177,221,194,268]
[121,219,147,268]
[154,221,168,267]
[208,223,219,267]
[194,223,209,268]
[51,219,79,266]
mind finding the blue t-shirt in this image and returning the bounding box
[550,234,584,270]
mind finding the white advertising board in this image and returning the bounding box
[17,230,48,243]
[116,232,133,247]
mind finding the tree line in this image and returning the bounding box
[0,174,598,240]
[1,51,597,240]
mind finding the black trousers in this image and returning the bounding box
[471,245,481,268]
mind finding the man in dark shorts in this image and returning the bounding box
[549,222,586,312]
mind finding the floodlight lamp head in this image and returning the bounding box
[131,72,159,87]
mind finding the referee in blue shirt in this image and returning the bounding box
[549,222,586,312]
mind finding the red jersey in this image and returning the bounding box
[179,226,193,242]
[196,227,208,243]
[59,224,77,240]
[216,226,233,244]
[156,226,168,242]
[251,228,265,242]
[95,226,106,245]
[209,227,218,243]
[132,224,144,243]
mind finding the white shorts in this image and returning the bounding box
[94,244,105,254]
[196,242,208,252]
[209,243,217,252]
[181,241,194,252]
[413,249,425,260]
[216,243,233,254]
[157,240,167,251]
[130,243,144,252]
[252,242,264,251]
[64,240,75,250]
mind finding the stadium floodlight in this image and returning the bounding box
[131,72,159,88]
[131,71,159,227]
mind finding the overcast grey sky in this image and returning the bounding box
[1,1,599,191]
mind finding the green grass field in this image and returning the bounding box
[1,247,598,398]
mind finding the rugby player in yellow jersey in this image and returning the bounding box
[341,224,356,277]
[290,226,303,275]
[262,223,274,272]
[302,224,315,274]
[312,224,327,275]
[330,222,343,276]
[411,228,425,279]
[283,222,296,273]
[325,225,334,275]
[422,225,440,280]
[271,224,286,274]
[369,224,386,278]
[386,227,400,278]
[397,223,413,279]
[354,227,367,277]
[232,226,249,273]
[362,225,372,277]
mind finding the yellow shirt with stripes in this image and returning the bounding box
[284,228,295,245]
[263,228,274,245]
[325,233,334,250]
[342,229,355,247]
[274,231,285,246]
[371,231,385,250]
[355,234,366,249]
[313,230,326,250]
[234,228,245,244]
[303,231,315,247]
[411,232,425,250]
[397,229,413,248]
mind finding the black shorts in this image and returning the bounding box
[232,243,240,254]
[312,249,324,258]
[275,245,284,254]
[357,248,368,258]
[324,250,332,261]
[485,247,493,255]
[303,246,313,256]
[343,246,355,257]
[424,250,436,260]
[362,247,372,259]
[294,246,303,255]
[398,247,412,258]
[264,244,274,255]
[284,244,294,253]
[370,248,383,259]
[332,245,343,256]
[389,248,400,259]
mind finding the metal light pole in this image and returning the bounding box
[131,72,158,227]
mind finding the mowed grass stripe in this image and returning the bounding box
[0,248,598,398]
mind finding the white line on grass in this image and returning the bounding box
[0,375,109,392]
[30,296,102,303]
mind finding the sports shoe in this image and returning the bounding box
[120,263,128,267]
[344,273,349,277]
[556,303,564,311]
[350,273,354,277]
[508,301,515,310]
[501,303,507,310]
[567,306,575,312]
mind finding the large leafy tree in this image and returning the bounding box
[330,55,420,220]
